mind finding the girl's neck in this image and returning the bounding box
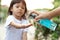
[13,15,22,20]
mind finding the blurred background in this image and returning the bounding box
[0,0,60,40]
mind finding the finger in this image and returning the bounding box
[34,18,40,22]
[28,24,33,27]
[35,16,40,20]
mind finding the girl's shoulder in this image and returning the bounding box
[7,15,13,18]
[7,15,13,19]
[6,15,14,20]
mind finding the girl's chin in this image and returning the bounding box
[17,16,21,17]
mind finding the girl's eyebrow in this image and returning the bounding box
[15,3,19,5]
[15,3,21,6]
[14,3,20,5]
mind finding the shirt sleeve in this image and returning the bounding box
[4,15,14,28]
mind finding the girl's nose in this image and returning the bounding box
[18,7,22,11]
[19,7,22,9]
[19,7,22,11]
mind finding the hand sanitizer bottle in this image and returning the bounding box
[30,13,57,31]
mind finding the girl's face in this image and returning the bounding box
[11,2,25,18]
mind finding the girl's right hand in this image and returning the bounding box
[24,23,33,28]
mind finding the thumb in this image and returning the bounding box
[35,16,41,21]
[34,17,40,22]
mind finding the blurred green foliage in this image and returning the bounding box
[54,0,60,8]
[0,5,8,23]
[0,0,1,11]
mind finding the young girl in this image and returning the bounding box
[4,0,33,40]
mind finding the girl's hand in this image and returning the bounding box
[24,23,33,28]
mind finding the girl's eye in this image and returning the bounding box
[22,7,25,9]
[16,6,19,8]
[15,6,25,9]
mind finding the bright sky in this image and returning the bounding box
[1,0,54,10]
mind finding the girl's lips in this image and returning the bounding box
[18,12,22,13]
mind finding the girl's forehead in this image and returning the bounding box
[14,2,25,6]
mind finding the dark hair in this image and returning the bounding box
[8,0,27,19]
